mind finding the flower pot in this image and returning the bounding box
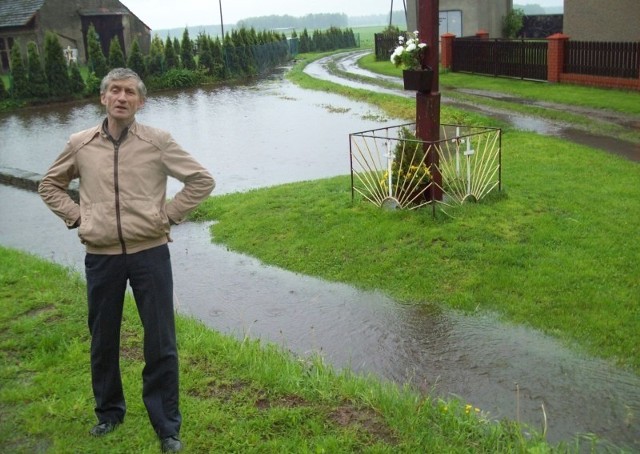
[402,68,433,93]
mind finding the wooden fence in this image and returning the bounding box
[566,41,640,79]
[374,32,408,61]
[441,33,640,90]
[452,39,548,81]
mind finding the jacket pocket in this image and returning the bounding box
[78,202,120,247]
[119,199,170,243]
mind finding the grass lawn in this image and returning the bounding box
[1,46,638,453]
[0,248,558,452]
[188,53,640,374]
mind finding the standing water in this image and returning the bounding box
[1,69,638,450]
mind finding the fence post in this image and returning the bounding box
[547,33,569,83]
[440,33,455,70]
[476,30,490,39]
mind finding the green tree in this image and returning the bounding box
[9,42,29,98]
[87,24,109,78]
[108,37,126,69]
[85,71,101,96]
[503,8,524,38]
[69,61,86,95]
[164,36,177,69]
[44,32,71,97]
[197,33,213,73]
[210,37,225,79]
[180,28,196,70]
[222,35,240,78]
[173,37,181,65]
[234,28,256,76]
[26,41,48,98]
[126,39,146,79]
[299,29,311,53]
[147,35,165,76]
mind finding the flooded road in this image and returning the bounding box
[308,51,640,162]
[1,66,639,450]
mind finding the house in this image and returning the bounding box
[405,0,513,39]
[0,0,151,72]
[564,0,639,42]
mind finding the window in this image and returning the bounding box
[0,37,14,72]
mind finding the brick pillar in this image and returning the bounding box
[476,30,489,39]
[440,33,455,70]
[547,33,569,83]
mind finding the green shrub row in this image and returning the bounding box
[0,25,358,107]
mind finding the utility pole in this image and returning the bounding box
[218,0,225,38]
[416,0,442,201]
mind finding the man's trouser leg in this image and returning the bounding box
[128,244,182,439]
[86,252,127,425]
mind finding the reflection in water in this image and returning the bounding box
[1,71,639,450]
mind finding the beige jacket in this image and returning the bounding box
[39,120,215,255]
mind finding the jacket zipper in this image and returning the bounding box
[113,141,127,254]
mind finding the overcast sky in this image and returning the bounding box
[121,0,564,30]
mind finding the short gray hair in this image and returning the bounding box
[100,68,147,99]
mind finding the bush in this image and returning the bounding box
[44,32,71,97]
[503,8,524,39]
[147,68,203,90]
[26,41,49,98]
[0,77,9,101]
[9,42,29,99]
[85,71,101,96]
[108,37,126,69]
[68,61,86,95]
[87,24,109,78]
[127,39,146,80]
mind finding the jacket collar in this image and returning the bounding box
[101,118,135,144]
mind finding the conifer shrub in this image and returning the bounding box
[9,42,29,98]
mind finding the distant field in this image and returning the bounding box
[352,25,387,49]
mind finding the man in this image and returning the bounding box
[39,68,215,453]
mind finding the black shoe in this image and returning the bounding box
[161,435,183,452]
[89,421,120,436]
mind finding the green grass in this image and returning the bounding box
[348,53,640,144]
[188,53,640,375]
[3,47,638,453]
[352,25,388,49]
[0,247,562,452]
[357,53,640,116]
[191,133,640,373]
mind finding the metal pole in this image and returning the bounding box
[416,0,442,201]
[218,0,225,38]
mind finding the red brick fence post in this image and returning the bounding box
[440,33,455,70]
[547,33,570,83]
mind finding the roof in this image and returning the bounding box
[0,0,45,28]
[79,7,131,16]
[0,0,150,31]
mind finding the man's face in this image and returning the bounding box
[100,78,144,123]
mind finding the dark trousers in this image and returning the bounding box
[85,244,181,439]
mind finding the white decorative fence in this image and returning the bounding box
[349,123,502,211]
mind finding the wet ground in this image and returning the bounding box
[1,59,639,450]
[310,51,640,162]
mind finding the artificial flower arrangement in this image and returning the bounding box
[390,31,428,70]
